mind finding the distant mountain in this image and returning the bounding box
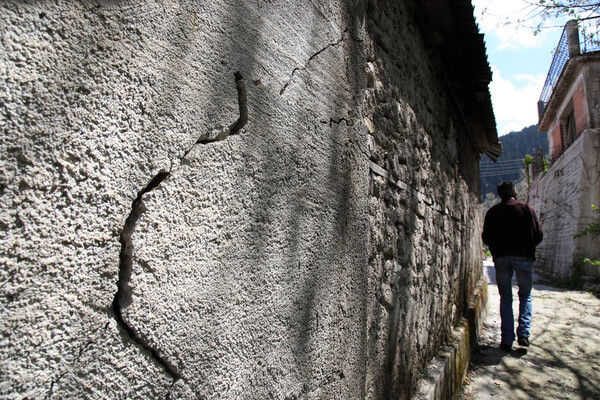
[480,125,548,200]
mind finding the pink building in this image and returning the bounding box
[530,19,600,279]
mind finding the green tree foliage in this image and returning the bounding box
[480,125,548,200]
[523,154,533,186]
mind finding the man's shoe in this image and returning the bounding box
[518,336,530,347]
[500,343,512,351]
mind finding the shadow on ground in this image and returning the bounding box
[461,260,600,400]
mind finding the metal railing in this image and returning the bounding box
[538,25,569,110]
[538,17,600,119]
[580,16,600,52]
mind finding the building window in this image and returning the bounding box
[560,102,577,155]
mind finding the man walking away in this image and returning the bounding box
[482,181,543,351]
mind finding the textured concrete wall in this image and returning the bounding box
[1,1,485,399]
[529,129,600,279]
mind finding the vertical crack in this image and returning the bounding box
[114,172,170,312]
[198,71,248,144]
[110,71,248,388]
[112,171,182,381]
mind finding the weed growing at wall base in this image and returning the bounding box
[573,205,600,267]
[583,257,600,267]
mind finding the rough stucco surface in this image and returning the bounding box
[529,129,600,279]
[1,1,484,399]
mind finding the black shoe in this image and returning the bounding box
[518,336,530,347]
[500,343,512,351]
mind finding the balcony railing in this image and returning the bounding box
[580,16,600,53]
[538,25,569,111]
[538,17,600,120]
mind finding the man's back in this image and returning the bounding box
[482,199,543,260]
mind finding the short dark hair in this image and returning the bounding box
[497,181,515,201]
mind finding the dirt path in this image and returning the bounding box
[461,260,600,400]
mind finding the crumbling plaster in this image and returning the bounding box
[1,1,485,399]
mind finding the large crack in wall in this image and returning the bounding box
[111,71,248,388]
[112,171,181,382]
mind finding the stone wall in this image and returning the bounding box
[363,2,484,398]
[1,1,486,399]
[529,129,600,279]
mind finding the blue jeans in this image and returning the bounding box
[494,256,533,345]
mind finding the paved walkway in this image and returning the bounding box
[461,260,600,400]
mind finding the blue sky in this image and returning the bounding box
[471,0,569,136]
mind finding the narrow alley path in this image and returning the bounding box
[461,260,600,400]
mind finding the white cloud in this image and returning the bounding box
[489,66,546,135]
[471,0,557,49]
[470,0,568,135]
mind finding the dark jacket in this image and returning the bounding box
[482,198,543,260]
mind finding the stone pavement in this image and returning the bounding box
[460,260,600,400]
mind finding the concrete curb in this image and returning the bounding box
[412,279,488,400]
